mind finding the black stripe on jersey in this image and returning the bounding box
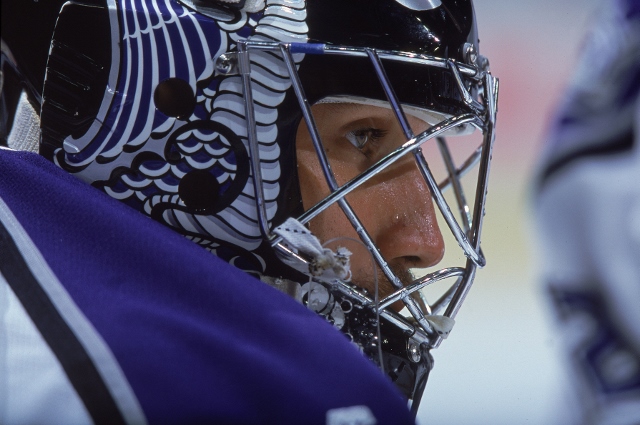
[539,129,634,189]
[0,220,127,425]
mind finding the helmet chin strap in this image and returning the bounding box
[270,217,387,376]
[7,92,40,153]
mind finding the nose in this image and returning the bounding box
[367,157,445,271]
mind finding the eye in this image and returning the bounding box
[344,128,388,152]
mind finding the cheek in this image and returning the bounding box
[296,149,364,241]
[297,149,328,208]
[297,148,365,205]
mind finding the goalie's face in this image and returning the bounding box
[296,102,445,300]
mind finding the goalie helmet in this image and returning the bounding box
[1,0,498,414]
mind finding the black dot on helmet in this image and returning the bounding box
[154,78,195,118]
[178,170,220,214]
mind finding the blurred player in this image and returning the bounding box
[534,0,640,423]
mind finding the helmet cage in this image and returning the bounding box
[234,40,498,410]
[235,38,497,340]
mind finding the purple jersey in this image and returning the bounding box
[0,148,414,425]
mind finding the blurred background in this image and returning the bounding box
[417,0,602,423]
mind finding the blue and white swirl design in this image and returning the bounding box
[56,0,308,272]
